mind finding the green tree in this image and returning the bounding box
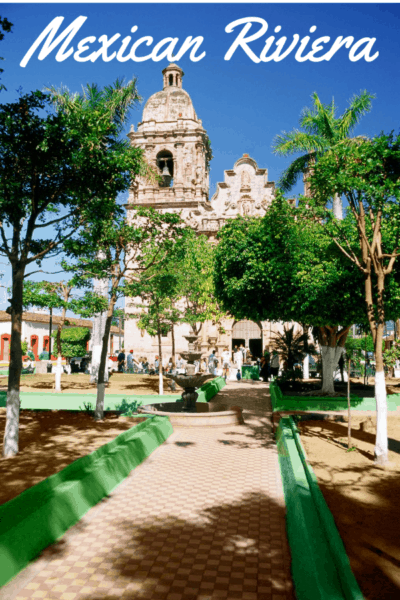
[310,132,400,464]
[135,271,181,395]
[22,280,107,391]
[0,16,12,91]
[63,207,185,419]
[213,193,375,394]
[1,80,145,457]
[272,91,374,217]
[174,230,227,336]
[51,327,90,363]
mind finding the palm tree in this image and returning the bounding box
[272,91,374,219]
[272,325,312,371]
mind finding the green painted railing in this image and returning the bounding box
[276,416,364,600]
[0,415,173,589]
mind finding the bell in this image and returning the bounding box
[161,163,171,178]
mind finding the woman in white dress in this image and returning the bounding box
[234,348,243,376]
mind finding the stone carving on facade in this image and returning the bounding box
[240,170,251,192]
[195,165,203,184]
[186,212,199,229]
[241,199,252,216]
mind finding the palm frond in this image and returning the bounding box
[277,153,315,192]
[272,130,328,156]
[337,90,375,137]
[300,93,337,139]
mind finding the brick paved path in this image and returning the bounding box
[2,381,294,600]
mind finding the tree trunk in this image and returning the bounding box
[318,326,349,395]
[3,265,24,457]
[90,309,109,384]
[320,345,343,395]
[49,307,52,360]
[90,263,109,384]
[374,370,388,464]
[55,356,62,392]
[54,324,63,393]
[347,358,352,450]
[374,314,388,465]
[157,325,163,396]
[95,301,115,420]
[171,325,176,368]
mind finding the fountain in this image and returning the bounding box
[137,334,244,426]
[169,334,214,410]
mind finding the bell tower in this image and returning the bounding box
[127,64,212,222]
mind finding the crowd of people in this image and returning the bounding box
[110,345,282,382]
[22,343,283,382]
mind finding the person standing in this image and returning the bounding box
[117,349,126,373]
[260,355,270,382]
[234,347,243,379]
[270,351,280,380]
[127,350,134,373]
[208,349,217,375]
[176,354,184,373]
[221,347,231,381]
[240,344,246,363]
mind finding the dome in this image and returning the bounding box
[141,63,197,123]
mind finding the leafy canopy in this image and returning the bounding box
[214,191,367,328]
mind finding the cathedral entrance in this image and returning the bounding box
[232,320,262,358]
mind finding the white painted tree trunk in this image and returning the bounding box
[320,346,343,395]
[3,390,20,457]
[54,356,62,392]
[159,369,164,395]
[91,343,108,384]
[374,370,388,465]
[333,193,343,220]
[94,383,105,420]
[90,259,109,384]
[303,354,310,380]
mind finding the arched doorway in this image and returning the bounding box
[232,320,262,358]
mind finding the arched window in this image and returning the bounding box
[169,74,173,86]
[156,151,174,188]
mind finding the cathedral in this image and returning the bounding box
[124,63,287,363]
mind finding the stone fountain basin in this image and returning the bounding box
[137,402,244,427]
[166,373,215,388]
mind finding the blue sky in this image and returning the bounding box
[0,2,399,309]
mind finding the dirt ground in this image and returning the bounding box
[0,372,180,395]
[0,410,148,506]
[299,414,400,600]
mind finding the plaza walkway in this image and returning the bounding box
[1,381,295,600]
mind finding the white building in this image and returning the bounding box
[124,64,298,364]
[0,311,123,362]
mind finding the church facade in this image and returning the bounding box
[124,63,289,363]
